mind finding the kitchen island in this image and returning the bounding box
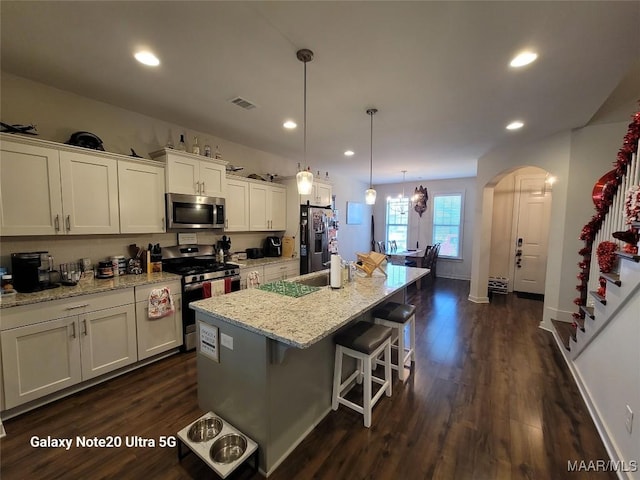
[190,264,429,475]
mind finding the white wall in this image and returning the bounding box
[372,177,476,280]
[0,72,372,265]
[574,276,640,477]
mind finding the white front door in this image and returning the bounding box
[512,175,551,295]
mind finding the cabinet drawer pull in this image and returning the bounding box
[66,215,71,231]
[65,303,89,310]
[201,181,205,193]
[82,319,88,336]
[54,214,60,232]
[69,322,76,338]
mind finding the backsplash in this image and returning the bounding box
[0,231,280,273]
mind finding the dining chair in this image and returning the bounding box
[405,245,432,267]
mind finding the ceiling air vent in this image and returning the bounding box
[229,96,257,110]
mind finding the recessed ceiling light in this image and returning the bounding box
[344,150,354,156]
[506,121,524,130]
[510,51,538,68]
[283,120,297,129]
[134,51,160,67]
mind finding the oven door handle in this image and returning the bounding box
[184,282,205,293]
[184,277,239,292]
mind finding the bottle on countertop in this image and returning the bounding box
[177,134,187,151]
[2,274,13,291]
[192,136,200,155]
[218,248,224,263]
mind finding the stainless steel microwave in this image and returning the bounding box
[166,193,225,230]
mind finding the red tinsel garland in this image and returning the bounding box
[573,106,640,315]
[597,241,618,273]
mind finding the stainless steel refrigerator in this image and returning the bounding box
[300,205,335,274]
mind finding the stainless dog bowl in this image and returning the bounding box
[187,416,223,442]
[209,433,247,464]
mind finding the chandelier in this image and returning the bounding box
[387,170,415,216]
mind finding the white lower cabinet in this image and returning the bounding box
[134,281,183,360]
[240,266,264,290]
[263,260,299,283]
[1,289,137,409]
[240,260,299,288]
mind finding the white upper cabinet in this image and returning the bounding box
[0,135,120,235]
[118,159,166,234]
[59,150,120,234]
[249,181,286,231]
[225,177,250,232]
[151,149,226,197]
[0,140,63,235]
[300,179,332,206]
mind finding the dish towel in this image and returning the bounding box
[247,270,261,288]
[212,279,226,296]
[148,287,175,319]
[202,281,212,298]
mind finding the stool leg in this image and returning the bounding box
[356,357,364,384]
[397,324,406,381]
[410,315,416,363]
[384,340,392,397]
[363,355,372,428]
[332,346,342,410]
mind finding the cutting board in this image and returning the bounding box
[282,236,295,258]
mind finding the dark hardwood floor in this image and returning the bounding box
[0,279,615,479]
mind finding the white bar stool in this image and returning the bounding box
[332,321,393,428]
[372,302,416,382]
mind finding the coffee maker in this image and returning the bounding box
[11,252,56,292]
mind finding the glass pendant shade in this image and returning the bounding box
[297,169,314,195]
[365,188,377,205]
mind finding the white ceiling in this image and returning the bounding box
[1,1,639,185]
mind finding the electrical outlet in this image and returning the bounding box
[625,405,633,434]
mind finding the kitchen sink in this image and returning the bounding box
[293,274,330,287]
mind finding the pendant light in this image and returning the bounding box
[296,49,314,195]
[365,108,378,205]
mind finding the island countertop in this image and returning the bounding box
[190,264,429,349]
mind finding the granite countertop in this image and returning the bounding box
[229,257,297,269]
[190,264,429,349]
[0,272,181,309]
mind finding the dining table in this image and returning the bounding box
[388,249,428,288]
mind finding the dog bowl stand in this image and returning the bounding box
[177,412,258,478]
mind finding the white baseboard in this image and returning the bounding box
[468,294,490,304]
[548,329,629,480]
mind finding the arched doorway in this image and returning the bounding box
[489,167,552,298]
[489,166,553,297]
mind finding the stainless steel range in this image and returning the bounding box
[162,245,240,351]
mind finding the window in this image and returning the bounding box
[386,197,409,251]
[432,193,463,259]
